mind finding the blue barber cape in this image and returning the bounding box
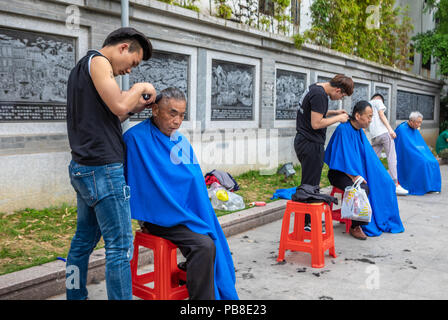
[395,122,441,195]
[123,119,238,300]
[324,122,404,237]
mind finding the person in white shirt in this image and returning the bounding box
[369,93,408,196]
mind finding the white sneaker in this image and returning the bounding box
[396,185,409,196]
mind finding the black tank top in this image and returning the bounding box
[66,50,125,165]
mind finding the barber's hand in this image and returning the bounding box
[132,83,156,113]
[338,113,349,123]
[389,130,397,139]
[141,83,156,105]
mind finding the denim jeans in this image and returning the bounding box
[66,160,133,300]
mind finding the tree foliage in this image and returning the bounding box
[412,0,448,131]
[413,0,448,77]
[296,0,413,70]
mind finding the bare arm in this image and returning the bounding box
[378,109,396,139]
[311,111,349,130]
[326,109,347,116]
[90,56,156,118]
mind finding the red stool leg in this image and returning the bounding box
[153,239,165,299]
[160,239,174,300]
[130,236,139,281]
[325,206,337,258]
[295,210,306,241]
[170,248,178,288]
[277,208,292,262]
[345,219,351,233]
[310,206,325,268]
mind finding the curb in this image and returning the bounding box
[0,200,288,300]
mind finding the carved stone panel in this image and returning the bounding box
[351,82,369,108]
[129,50,189,120]
[396,90,435,120]
[211,59,254,121]
[0,27,75,121]
[275,69,306,120]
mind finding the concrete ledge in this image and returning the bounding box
[0,200,287,300]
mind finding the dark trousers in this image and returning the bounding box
[294,134,325,224]
[327,169,369,228]
[294,134,325,186]
[143,222,216,300]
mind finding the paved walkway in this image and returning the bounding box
[49,165,448,300]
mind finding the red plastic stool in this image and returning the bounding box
[330,186,352,233]
[277,201,336,268]
[130,231,188,300]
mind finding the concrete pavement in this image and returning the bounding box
[49,165,448,300]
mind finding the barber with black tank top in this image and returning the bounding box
[65,27,156,300]
[294,74,354,231]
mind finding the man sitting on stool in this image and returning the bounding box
[325,101,404,240]
[123,87,238,300]
[394,111,442,195]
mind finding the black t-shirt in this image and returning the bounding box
[66,50,125,166]
[296,83,329,144]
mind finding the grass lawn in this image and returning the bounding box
[0,163,330,276]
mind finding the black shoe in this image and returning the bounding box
[304,222,325,233]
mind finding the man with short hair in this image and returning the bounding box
[394,112,442,195]
[123,87,239,300]
[295,74,353,230]
[369,93,408,195]
[65,27,156,300]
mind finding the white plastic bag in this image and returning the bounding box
[208,182,245,211]
[341,176,372,222]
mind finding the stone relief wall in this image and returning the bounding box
[0,27,75,121]
[396,90,435,120]
[351,82,370,109]
[129,50,190,120]
[275,69,306,120]
[211,59,254,121]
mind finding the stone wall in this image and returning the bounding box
[0,0,443,213]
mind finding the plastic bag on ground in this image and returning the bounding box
[208,182,245,211]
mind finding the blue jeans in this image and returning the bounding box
[66,160,133,300]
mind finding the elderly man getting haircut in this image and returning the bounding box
[324,100,404,239]
[123,87,238,300]
[394,111,442,195]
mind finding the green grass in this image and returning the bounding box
[0,163,330,275]
[0,205,142,276]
